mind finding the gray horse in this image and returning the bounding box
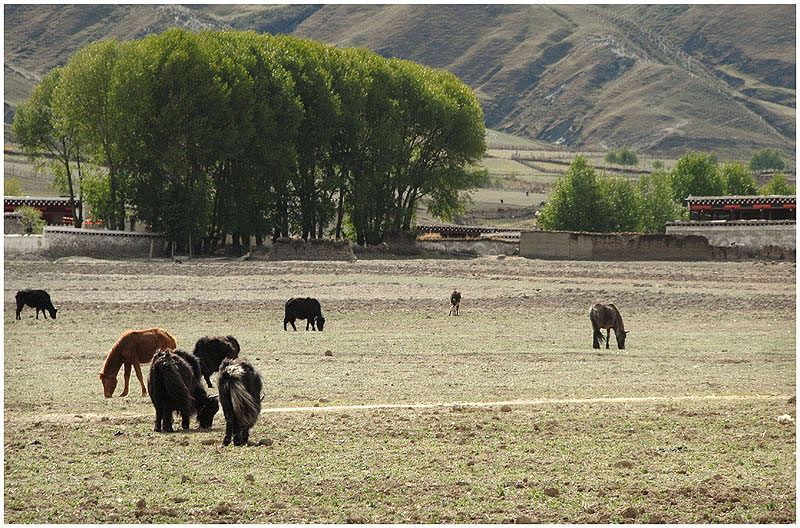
[589,303,628,349]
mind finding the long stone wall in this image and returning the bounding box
[519,230,714,260]
[665,221,796,250]
[416,238,519,256]
[268,237,355,261]
[42,227,169,259]
[5,234,45,255]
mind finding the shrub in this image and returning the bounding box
[14,206,46,234]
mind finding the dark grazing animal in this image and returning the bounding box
[99,328,178,397]
[15,289,58,320]
[147,348,219,432]
[284,297,325,331]
[192,335,241,388]
[589,303,629,349]
[218,357,263,446]
[449,290,461,316]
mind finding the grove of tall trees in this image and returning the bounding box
[12,29,487,251]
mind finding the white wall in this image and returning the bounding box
[5,234,45,255]
[666,221,796,250]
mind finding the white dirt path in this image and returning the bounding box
[7,393,793,424]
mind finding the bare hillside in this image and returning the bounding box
[4,4,795,159]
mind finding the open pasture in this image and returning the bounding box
[4,256,796,523]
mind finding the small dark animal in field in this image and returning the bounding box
[99,327,177,397]
[590,303,629,349]
[449,290,462,316]
[148,349,219,432]
[284,297,325,331]
[15,289,58,320]
[218,357,263,446]
[192,335,241,388]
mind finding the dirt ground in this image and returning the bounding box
[3,255,796,523]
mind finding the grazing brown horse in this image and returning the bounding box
[99,328,177,397]
[449,290,462,316]
[589,303,628,349]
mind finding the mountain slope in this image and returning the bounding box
[4,4,795,159]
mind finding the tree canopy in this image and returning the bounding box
[749,147,786,172]
[539,149,789,234]
[13,29,486,250]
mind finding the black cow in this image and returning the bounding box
[147,349,219,432]
[15,289,58,320]
[283,297,325,331]
[192,335,241,388]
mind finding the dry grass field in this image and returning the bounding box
[3,255,796,523]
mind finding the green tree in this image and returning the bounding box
[14,206,45,234]
[720,162,759,195]
[12,67,84,226]
[617,146,639,168]
[56,40,126,229]
[760,172,795,195]
[749,147,785,172]
[272,35,340,241]
[652,160,664,170]
[604,150,618,166]
[601,176,640,232]
[206,31,301,248]
[5,177,24,195]
[637,169,685,233]
[668,151,724,203]
[30,29,488,249]
[538,156,609,232]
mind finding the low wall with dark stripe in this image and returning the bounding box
[520,231,714,260]
[43,227,168,259]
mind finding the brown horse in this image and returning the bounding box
[99,328,177,397]
[589,303,628,349]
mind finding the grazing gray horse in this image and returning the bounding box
[589,303,628,349]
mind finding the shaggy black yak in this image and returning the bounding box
[218,357,263,446]
[147,349,219,432]
[192,335,240,387]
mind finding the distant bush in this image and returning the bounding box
[14,206,45,234]
[760,172,795,195]
[749,148,786,172]
[5,177,24,196]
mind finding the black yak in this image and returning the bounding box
[192,335,241,388]
[218,357,262,446]
[15,289,58,320]
[147,348,219,432]
[284,297,325,331]
[589,303,629,349]
[449,290,461,316]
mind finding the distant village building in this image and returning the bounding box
[666,195,796,250]
[4,196,78,227]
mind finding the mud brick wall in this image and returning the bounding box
[43,227,168,259]
[4,213,24,234]
[269,237,355,261]
[416,238,519,256]
[520,231,713,260]
[666,221,796,250]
